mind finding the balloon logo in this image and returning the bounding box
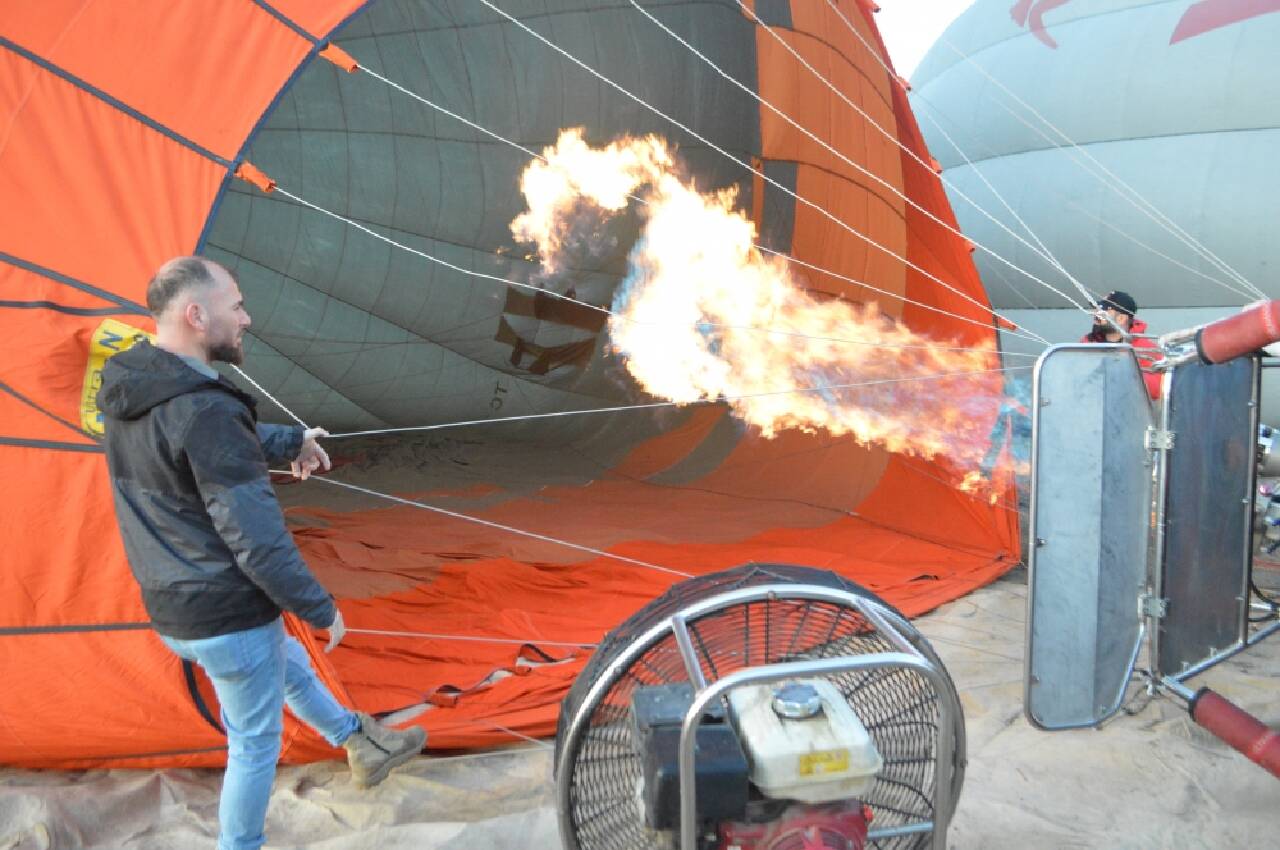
[1009,0,1280,47]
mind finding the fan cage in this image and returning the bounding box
[555,563,965,850]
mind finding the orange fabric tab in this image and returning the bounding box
[320,43,359,73]
[235,161,276,193]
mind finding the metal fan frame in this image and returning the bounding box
[556,583,961,850]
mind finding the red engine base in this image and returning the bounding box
[717,801,872,850]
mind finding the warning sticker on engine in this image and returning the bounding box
[798,749,850,776]
[81,319,152,436]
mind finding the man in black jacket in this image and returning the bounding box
[100,256,425,850]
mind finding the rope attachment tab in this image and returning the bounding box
[234,161,276,193]
[996,316,1020,332]
[320,42,359,73]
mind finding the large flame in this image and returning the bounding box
[512,129,1021,492]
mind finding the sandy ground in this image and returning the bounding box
[3,568,1277,850]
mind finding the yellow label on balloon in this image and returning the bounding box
[798,749,849,776]
[81,319,152,436]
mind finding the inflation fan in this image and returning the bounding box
[554,563,964,850]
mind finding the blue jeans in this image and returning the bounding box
[161,618,359,850]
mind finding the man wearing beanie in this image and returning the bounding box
[1082,290,1162,399]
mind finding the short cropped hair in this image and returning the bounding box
[146,257,217,317]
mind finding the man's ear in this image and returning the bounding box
[184,300,205,332]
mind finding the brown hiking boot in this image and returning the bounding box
[342,711,427,788]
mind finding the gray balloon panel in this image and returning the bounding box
[202,0,764,430]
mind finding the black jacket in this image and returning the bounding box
[99,341,336,639]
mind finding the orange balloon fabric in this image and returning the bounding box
[0,0,1017,769]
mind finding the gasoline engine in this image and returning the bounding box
[554,564,964,850]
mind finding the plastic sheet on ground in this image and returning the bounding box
[4,569,1276,850]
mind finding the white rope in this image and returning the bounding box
[918,107,1137,333]
[347,627,596,649]
[363,56,1050,345]
[324,365,1033,440]
[933,35,1265,300]
[273,185,1047,355]
[360,67,541,163]
[899,458,1025,517]
[981,96,1263,303]
[1066,200,1263,298]
[273,186,612,317]
[486,723,553,748]
[706,0,1093,316]
[476,0,1049,345]
[914,91,1256,302]
[359,67,1042,344]
[428,744,549,763]
[231,247,1033,436]
[819,0,1142,339]
[997,263,1052,314]
[821,0,1259,298]
[917,105,1076,291]
[231,363,307,426]
[235,26,1043,722]
[751,243,1037,339]
[286,473,693,579]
